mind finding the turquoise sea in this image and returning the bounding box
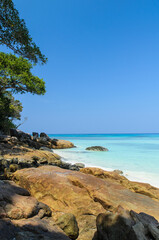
[49,134,159,188]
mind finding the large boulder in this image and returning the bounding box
[93,206,159,240]
[56,213,79,239]
[86,146,108,151]
[51,139,75,149]
[80,167,159,200]
[13,166,159,240]
[0,180,70,240]
[40,132,50,140]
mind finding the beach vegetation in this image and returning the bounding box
[0,0,47,64]
[0,91,22,134]
[0,0,47,134]
[0,52,46,95]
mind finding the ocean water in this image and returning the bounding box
[49,134,159,188]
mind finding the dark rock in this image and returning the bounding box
[94,206,159,240]
[50,138,58,144]
[11,158,18,164]
[40,132,50,140]
[128,222,147,240]
[40,146,53,152]
[25,139,41,149]
[18,158,38,168]
[37,137,50,146]
[74,163,85,168]
[37,202,52,218]
[32,156,40,161]
[0,180,70,240]
[63,163,72,169]
[148,223,159,239]
[38,158,48,165]
[130,211,159,227]
[10,129,31,141]
[32,132,39,140]
[69,165,79,171]
[51,161,71,170]
[0,135,11,143]
[86,146,108,151]
[0,159,10,170]
[9,164,19,172]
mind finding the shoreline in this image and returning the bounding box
[54,149,159,189]
[1,132,159,239]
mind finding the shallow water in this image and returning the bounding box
[49,134,159,188]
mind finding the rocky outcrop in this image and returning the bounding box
[80,167,159,201]
[0,132,77,179]
[0,146,84,180]
[0,180,70,240]
[86,146,108,151]
[10,128,31,140]
[0,134,41,150]
[6,130,75,150]
[2,130,159,239]
[0,148,61,179]
[93,205,159,240]
[13,166,159,240]
[40,132,50,139]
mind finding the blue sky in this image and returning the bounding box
[1,0,159,134]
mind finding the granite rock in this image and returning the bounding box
[13,166,159,240]
[86,146,108,151]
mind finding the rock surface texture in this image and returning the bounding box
[0,134,80,179]
[93,205,159,240]
[0,180,70,240]
[0,148,84,180]
[56,213,79,239]
[86,146,108,151]
[80,167,159,200]
[13,166,159,240]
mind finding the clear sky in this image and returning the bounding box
[1,0,159,134]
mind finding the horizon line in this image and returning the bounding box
[48,132,159,135]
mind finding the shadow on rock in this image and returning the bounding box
[93,205,159,240]
[0,180,70,240]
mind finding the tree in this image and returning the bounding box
[0,0,47,64]
[0,91,22,134]
[0,0,47,134]
[0,52,46,95]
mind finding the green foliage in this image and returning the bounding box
[0,0,47,64]
[0,52,46,95]
[0,0,47,133]
[0,91,22,134]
